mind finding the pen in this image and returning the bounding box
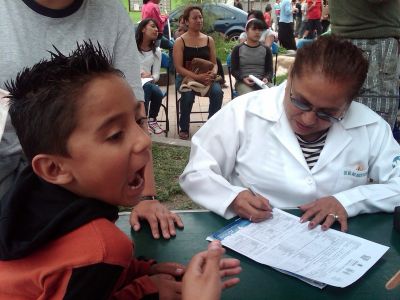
[236,173,257,196]
[236,173,273,210]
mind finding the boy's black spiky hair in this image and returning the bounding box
[6,40,123,161]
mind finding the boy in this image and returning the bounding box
[0,41,185,299]
[231,18,273,96]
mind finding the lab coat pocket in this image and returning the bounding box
[334,168,369,192]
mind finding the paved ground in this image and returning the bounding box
[153,73,235,140]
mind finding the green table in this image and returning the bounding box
[116,210,400,300]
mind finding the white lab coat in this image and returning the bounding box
[179,82,400,219]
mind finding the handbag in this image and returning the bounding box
[179,58,215,96]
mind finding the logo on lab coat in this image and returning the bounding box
[392,156,400,168]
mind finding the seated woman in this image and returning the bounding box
[239,10,276,48]
[136,18,164,134]
[173,6,223,140]
[180,35,400,232]
[231,18,273,96]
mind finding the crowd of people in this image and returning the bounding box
[0,0,399,299]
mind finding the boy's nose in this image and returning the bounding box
[131,127,152,154]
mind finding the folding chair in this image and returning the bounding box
[271,42,279,86]
[226,53,238,100]
[175,73,208,135]
[153,52,170,137]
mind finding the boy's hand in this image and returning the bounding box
[243,77,255,86]
[182,241,241,300]
[150,262,185,278]
[149,274,182,300]
[130,200,184,239]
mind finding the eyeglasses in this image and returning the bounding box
[289,80,346,123]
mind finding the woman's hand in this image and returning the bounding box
[231,190,273,222]
[195,73,213,85]
[299,196,348,232]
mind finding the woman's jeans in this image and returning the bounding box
[175,75,223,132]
[143,81,164,119]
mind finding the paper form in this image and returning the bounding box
[209,209,389,288]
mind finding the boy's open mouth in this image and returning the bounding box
[128,167,145,189]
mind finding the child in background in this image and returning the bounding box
[0,41,240,299]
[232,18,273,95]
[136,18,165,134]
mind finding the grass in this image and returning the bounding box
[152,142,200,210]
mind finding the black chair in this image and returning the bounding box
[175,72,208,136]
[154,52,170,137]
[226,53,238,100]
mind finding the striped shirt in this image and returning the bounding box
[296,131,328,169]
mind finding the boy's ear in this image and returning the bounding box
[31,154,73,185]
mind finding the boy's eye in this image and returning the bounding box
[136,117,147,127]
[107,131,124,142]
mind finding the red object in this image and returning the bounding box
[141,0,168,32]
[264,12,272,27]
[307,0,322,20]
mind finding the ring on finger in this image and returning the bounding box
[327,213,339,222]
[249,215,253,222]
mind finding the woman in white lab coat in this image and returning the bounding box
[180,35,400,232]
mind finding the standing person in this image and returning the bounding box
[234,0,243,10]
[173,6,223,140]
[330,0,400,129]
[274,0,281,26]
[231,19,273,95]
[180,35,400,231]
[278,0,297,50]
[0,0,183,240]
[141,0,173,70]
[294,0,303,37]
[136,18,165,135]
[298,0,309,38]
[302,0,322,39]
[264,4,273,28]
[321,0,330,33]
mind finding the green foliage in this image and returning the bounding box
[212,32,239,62]
[278,46,288,54]
[275,74,288,85]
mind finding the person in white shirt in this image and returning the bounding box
[136,18,165,134]
[180,35,400,232]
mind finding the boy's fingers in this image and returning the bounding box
[220,266,242,277]
[222,277,240,290]
[129,211,141,231]
[186,251,208,274]
[204,241,223,273]
[157,216,171,239]
[168,218,177,236]
[172,213,184,228]
[148,215,161,239]
[219,258,241,270]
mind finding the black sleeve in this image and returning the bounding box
[231,44,242,80]
[63,263,123,300]
[263,46,273,82]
